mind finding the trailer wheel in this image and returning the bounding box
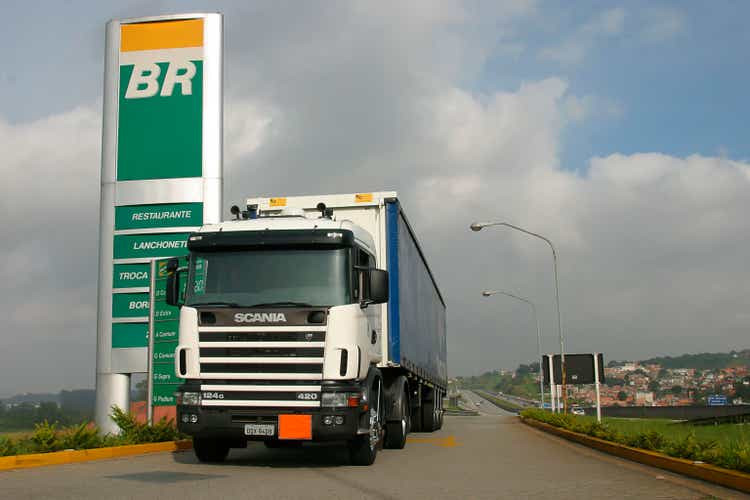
[421,392,438,432]
[193,438,230,463]
[384,388,409,449]
[410,390,423,433]
[435,389,444,430]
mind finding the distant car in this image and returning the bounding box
[571,407,585,416]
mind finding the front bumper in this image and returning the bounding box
[177,406,361,442]
[176,381,368,442]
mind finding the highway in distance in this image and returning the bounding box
[0,392,742,499]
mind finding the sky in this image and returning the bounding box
[1,0,749,396]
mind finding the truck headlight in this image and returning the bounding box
[181,392,201,406]
[321,392,362,408]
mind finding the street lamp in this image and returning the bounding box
[470,221,568,413]
[481,290,544,409]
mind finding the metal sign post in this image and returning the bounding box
[593,352,601,422]
[146,259,157,424]
[547,354,557,413]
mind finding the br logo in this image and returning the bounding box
[125,61,197,99]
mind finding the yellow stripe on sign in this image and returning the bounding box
[269,198,287,207]
[121,19,204,52]
[355,193,373,203]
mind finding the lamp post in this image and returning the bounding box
[481,290,544,409]
[470,221,567,413]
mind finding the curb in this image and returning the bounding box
[521,417,750,494]
[0,440,193,472]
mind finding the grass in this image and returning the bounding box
[0,430,33,440]
[521,408,750,473]
[599,417,750,448]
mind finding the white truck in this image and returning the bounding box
[166,192,447,465]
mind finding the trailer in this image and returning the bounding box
[167,192,447,465]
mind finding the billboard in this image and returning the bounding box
[542,353,605,385]
[95,13,223,433]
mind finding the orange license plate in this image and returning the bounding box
[278,414,312,440]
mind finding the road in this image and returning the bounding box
[461,389,516,415]
[0,393,743,499]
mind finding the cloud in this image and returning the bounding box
[538,7,626,65]
[0,105,101,395]
[640,6,686,42]
[563,94,624,122]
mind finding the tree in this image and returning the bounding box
[516,362,539,375]
[605,377,625,387]
[617,391,628,401]
[670,385,682,395]
[648,380,660,393]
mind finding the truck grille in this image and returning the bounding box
[197,326,326,408]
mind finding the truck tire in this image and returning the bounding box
[421,394,437,432]
[384,388,409,449]
[193,438,230,463]
[436,390,444,430]
[349,380,382,466]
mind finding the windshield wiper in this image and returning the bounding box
[187,301,241,308]
[246,301,315,308]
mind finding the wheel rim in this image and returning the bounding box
[368,407,379,450]
[401,397,408,436]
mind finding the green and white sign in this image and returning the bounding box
[97,14,222,431]
[112,292,150,318]
[113,233,192,259]
[153,341,177,363]
[153,300,179,321]
[112,322,149,348]
[152,384,177,406]
[152,363,181,385]
[115,203,203,230]
[153,320,179,341]
[113,263,150,288]
[150,257,186,407]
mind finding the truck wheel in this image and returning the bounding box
[421,396,437,432]
[193,438,230,463]
[349,382,382,466]
[384,389,409,449]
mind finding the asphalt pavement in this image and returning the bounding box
[0,392,743,499]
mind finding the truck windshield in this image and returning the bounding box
[184,247,350,308]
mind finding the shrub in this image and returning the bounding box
[109,406,184,444]
[625,430,667,451]
[30,421,64,453]
[666,432,717,460]
[0,436,18,456]
[60,422,104,450]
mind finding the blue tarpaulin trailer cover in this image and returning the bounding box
[386,200,447,388]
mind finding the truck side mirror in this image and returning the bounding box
[165,257,183,307]
[368,269,389,304]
